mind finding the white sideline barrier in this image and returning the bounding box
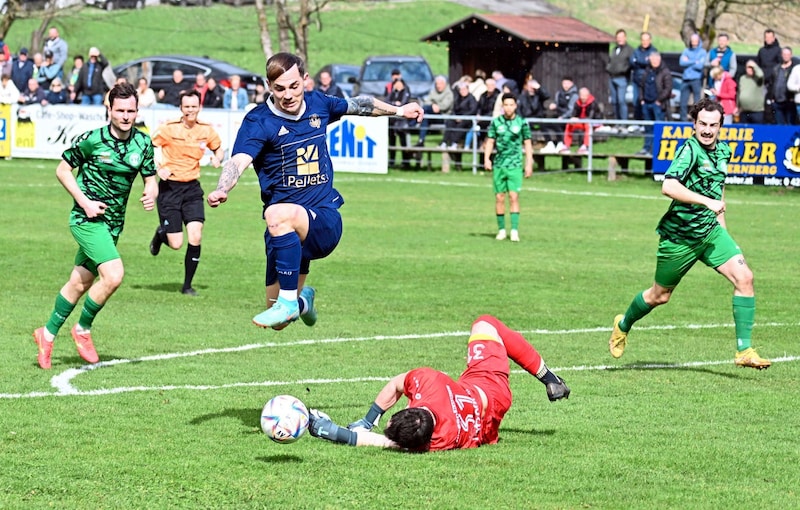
[0,104,388,175]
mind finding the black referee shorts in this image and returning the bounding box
[157,179,205,234]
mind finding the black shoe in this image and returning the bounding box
[181,287,198,297]
[546,377,570,402]
[150,226,164,256]
[415,140,425,147]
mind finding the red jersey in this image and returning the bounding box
[403,367,484,451]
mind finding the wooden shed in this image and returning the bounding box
[421,13,615,115]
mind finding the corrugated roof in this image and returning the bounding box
[421,13,614,44]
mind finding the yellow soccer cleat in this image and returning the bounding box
[608,314,628,359]
[734,347,771,370]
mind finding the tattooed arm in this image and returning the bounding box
[206,153,254,207]
[346,95,424,122]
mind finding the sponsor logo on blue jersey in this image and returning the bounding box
[327,119,377,159]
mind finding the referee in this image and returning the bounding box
[149,89,224,296]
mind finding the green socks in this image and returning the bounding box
[510,212,519,230]
[45,293,76,336]
[620,291,654,333]
[78,296,105,331]
[733,295,755,351]
[496,214,505,230]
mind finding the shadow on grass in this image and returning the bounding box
[500,427,557,436]
[129,282,208,294]
[612,361,744,379]
[189,407,260,428]
[255,454,304,464]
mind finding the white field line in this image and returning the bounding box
[2,321,798,400]
[6,172,798,208]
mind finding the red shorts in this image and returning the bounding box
[458,338,512,445]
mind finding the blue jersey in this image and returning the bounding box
[233,91,349,209]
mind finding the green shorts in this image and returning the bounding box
[492,167,523,194]
[70,222,120,276]
[654,225,742,288]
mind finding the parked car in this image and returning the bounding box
[85,0,144,10]
[352,55,434,101]
[314,63,360,98]
[113,55,265,100]
[164,0,213,5]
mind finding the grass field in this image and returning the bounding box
[1,159,799,508]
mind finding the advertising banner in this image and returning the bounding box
[653,122,800,187]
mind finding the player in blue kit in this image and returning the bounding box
[207,52,423,329]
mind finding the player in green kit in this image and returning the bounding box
[483,93,533,242]
[32,82,158,369]
[608,98,770,369]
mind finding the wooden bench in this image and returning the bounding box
[389,145,480,172]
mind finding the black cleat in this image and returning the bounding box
[546,378,570,402]
[181,287,198,297]
[150,226,165,256]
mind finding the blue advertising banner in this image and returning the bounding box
[653,122,800,187]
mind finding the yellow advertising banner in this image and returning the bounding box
[0,104,11,157]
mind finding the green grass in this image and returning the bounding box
[2,1,476,77]
[1,160,799,508]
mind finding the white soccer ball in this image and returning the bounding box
[260,394,310,444]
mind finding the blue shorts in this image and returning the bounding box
[265,206,342,286]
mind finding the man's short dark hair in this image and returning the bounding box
[615,29,626,36]
[108,82,138,107]
[689,97,725,125]
[501,92,517,103]
[384,408,434,451]
[179,89,201,105]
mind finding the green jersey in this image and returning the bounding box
[656,136,731,244]
[487,114,531,170]
[62,125,155,238]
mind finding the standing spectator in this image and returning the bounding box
[18,78,46,105]
[74,47,109,106]
[786,61,800,124]
[307,314,569,452]
[442,81,478,171]
[607,28,633,122]
[43,27,68,78]
[37,50,61,89]
[223,74,248,110]
[679,33,707,122]
[45,77,68,105]
[707,66,737,125]
[548,76,579,152]
[11,47,33,93]
[476,77,500,144]
[637,52,672,156]
[518,78,553,151]
[316,70,345,98]
[384,68,401,97]
[0,38,9,60]
[157,69,191,107]
[770,47,797,125]
[31,82,157,370]
[560,86,601,155]
[491,70,508,91]
[0,73,20,104]
[31,52,43,82]
[149,90,224,297]
[706,33,737,88]
[630,32,658,122]
[303,74,315,92]
[757,29,782,124]
[67,55,83,103]
[483,93,533,243]
[193,72,208,104]
[205,52,423,329]
[203,77,224,109]
[736,61,765,124]
[386,77,412,168]
[136,77,156,108]
[608,98,770,371]
[253,82,266,103]
[415,75,453,146]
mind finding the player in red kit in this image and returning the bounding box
[307,314,570,451]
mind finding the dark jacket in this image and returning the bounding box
[159,79,192,107]
[203,86,224,108]
[11,57,33,92]
[770,59,798,104]
[478,88,500,117]
[630,44,658,82]
[74,55,110,97]
[554,84,579,118]
[639,63,673,111]
[518,87,550,118]
[757,38,783,82]
[569,93,601,120]
[316,81,345,99]
[386,85,411,131]
[607,43,634,77]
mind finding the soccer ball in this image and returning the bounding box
[260,394,310,444]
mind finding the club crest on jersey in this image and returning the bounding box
[309,114,321,129]
[128,153,142,166]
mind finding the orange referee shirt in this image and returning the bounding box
[151,119,222,182]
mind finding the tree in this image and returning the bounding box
[257,0,329,71]
[682,0,800,48]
